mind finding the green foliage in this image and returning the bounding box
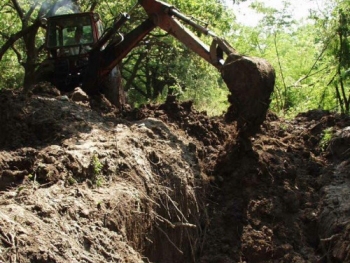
[0,3,23,88]
[320,127,334,151]
[228,0,349,117]
[291,0,350,114]
[95,176,104,188]
[178,57,229,115]
[90,154,104,187]
[67,176,77,185]
[327,1,350,113]
[0,52,24,89]
[91,154,103,176]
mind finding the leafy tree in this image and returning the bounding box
[228,0,343,116]
[290,0,350,114]
[323,0,350,113]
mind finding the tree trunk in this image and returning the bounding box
[22,23,40,91]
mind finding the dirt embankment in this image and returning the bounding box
[0,86,350,263]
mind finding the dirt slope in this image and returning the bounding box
[0,85,350,263]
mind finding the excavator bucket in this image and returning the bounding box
[221,53,275,137]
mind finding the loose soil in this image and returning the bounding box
[0,84,350,263]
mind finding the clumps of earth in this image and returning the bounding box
[0,83,350,263]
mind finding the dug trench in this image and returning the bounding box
[0,85,350,262]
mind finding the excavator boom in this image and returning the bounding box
[139,0,238,69]
[90,0,237,77]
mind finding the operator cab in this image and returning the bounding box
[45,12,103,57]
[40,12,104,91]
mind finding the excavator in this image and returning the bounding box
[37,0,275,136]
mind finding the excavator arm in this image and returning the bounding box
[87,0,235,79]
[83,0,275,137]
[139,0,239,69]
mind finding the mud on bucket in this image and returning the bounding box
[221,54,275,137]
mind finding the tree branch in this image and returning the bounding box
[12,44,22,64]
[24,3,38,23]
[90,1,98,12]
[273,31,287,110]
[0,32,22,63]
[10,0,24,20]
[0,20,40,61]
[125,52,147,91]
[131,83,148,98]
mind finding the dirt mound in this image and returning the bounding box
[0,87,350,263]
[0,87,207,263]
